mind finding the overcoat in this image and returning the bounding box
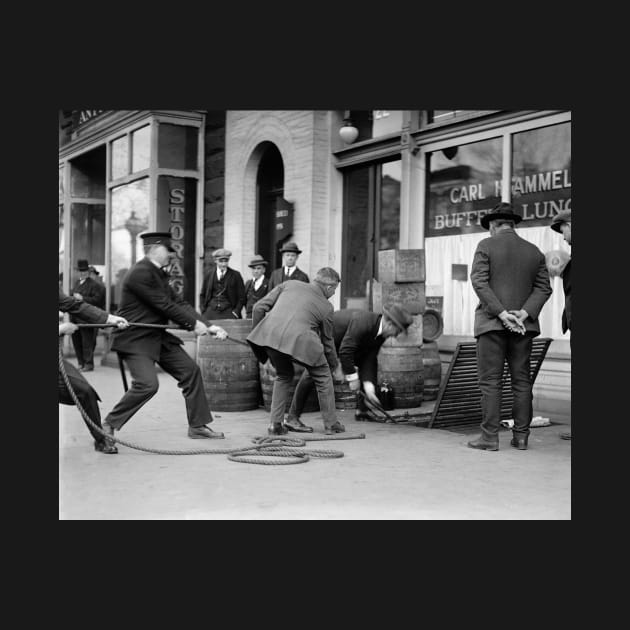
[470,228,552,338]
[267,266,309,292]
[247,280,338,369]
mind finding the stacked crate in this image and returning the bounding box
[372,249,426,408]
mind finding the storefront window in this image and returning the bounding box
[372,111,403,138]
[511,122,571,227]
[59,166,64,200]
[131,125,151,172]
[110,178,150,310]
[426,137,503,237]
[111,135,129,180]
[380,161,401,249]
[158,124,198,170]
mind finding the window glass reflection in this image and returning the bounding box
[380,161,401,249]
[111,135,129,180]
[110,178,149,310]
[511,122,571,228]
[372,111,403,138]
[59,166,64,200]
[158,123,198,170]
[131,125,151,173]
[426,137,503,237]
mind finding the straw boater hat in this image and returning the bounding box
[248,254,268,268]
[550,209,571,233]
[212,248,232,260]
[279,241,302,254]
[480,202,523,230]
[382,304,414,334]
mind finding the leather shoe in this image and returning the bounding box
[100,421,117,451]
[94,439,118,454]
[467,437,499,451]
[188,425,225,439]
[510,436,528,450]
[268,422,289,436]
[560,431,572,440]
[325,422,346,435]
[284,417,313,433]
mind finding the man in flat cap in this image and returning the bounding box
[101,232,229,447]
[243,254,270,319]
[247,267,345,436]
[70,259,106,372]
[267,241,310,292]
[286,304,414,432]
[550,208,572,440]
[200,248,246,321]
[468,202,552,452]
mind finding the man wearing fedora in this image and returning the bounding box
[70,259,106,372]
[243,254,270,318]
[267,241,309,292]
[247,267,346,436]
[550,208,572,440]
[200,248,246,321]
[101,232,229,447]
[285,304,414,432]
[468,202,552,451]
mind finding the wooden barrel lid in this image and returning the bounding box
[422,308,443,342]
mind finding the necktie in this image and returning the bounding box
[285,267,292,277]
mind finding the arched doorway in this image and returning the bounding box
[256,143,285,270]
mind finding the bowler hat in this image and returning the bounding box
[76,259,89,272]
[212,248,232,260]
[480,202,523,230]
[550,209,571,233]
[382,304,414,334]
[279,241,302,254]
[248,254,268,268]
[140,231,175,252]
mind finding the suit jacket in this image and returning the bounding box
[247,280,338,369]
[59,289,107,325]
[267,266,309,292]
[244,276,270,318]
[334,309,384,384]
[110,257,200,361]
[69,277,104,322]
[470,228,552,338]
[561,258,571,333]
[200,266,246,317]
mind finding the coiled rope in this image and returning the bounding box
[59,333,365,464]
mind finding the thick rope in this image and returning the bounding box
[59,336,364,464]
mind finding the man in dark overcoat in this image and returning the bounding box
[243,254,270,318]
[200,248,246,320]
[550,208,572,440]
[70,259,105,371]
[468,202,552,451]
[59,289,128,454]
[246,268,345,436]
[102,232,228,447]
[267,241,309,291]
[285,305,413,431]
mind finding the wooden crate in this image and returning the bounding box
[371,280,426,314]
[378,249,425,283]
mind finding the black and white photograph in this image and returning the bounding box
[58,109,571,520]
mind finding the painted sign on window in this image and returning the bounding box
[157,177,197,304]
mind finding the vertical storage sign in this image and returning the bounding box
[157,176,197,304]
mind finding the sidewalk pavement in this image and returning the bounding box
[59,362,571,520]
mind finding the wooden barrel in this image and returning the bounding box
[197,319,259,411]
[420,341,441,401]
[259,361,320,413]
[377,344,424,408]
[422,308,443,342]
